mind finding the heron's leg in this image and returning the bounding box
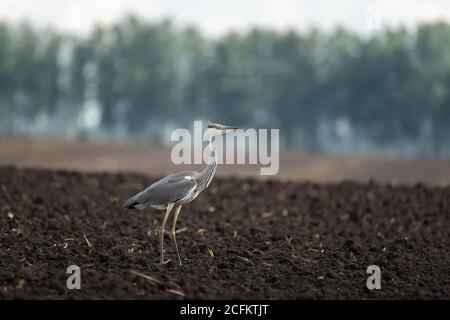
[170,205,183,266]
[160,203,174,265]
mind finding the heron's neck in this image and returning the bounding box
[199,137,218,189]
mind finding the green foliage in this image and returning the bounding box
[1,18,450,157]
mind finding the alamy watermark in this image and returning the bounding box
[66,264,81,289]
[366,265,381,290]
[366,4,382,31]
[63,263,382,291]
[170,121,280,175]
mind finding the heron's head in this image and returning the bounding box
[206,122,241,137]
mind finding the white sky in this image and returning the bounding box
[1,0,450,36]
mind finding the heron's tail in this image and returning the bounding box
[123,197,139,209]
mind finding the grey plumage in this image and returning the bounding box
[123,171,198,210]
[123,123,239,266]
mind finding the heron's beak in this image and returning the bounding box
[207,122,242,134]
[223,126,241,133]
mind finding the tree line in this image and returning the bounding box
[0,16,450,158]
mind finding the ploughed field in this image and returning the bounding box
[0,166,449,299]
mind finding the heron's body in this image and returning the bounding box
[124,161,216,210]
[123,123,233,266]
[125,171,198,210]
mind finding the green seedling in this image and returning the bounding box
[232,230,239,238]
[285,235,294,247]
[16,279,26,289]
[207,247,215,257]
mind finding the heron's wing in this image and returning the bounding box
[136,171,198,206]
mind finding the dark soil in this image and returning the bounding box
[0,166,449,299]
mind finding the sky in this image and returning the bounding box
[1,0,450,36]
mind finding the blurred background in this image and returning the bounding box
[1,0,450,183]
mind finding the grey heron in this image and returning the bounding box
[123,123,241,266]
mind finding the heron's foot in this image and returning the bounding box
[161,258,171,265]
